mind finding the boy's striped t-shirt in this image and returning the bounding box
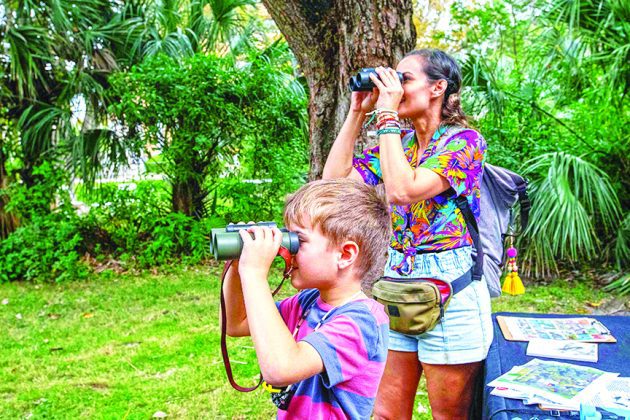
[275,289,389,419]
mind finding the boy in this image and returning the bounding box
[223,179,391,419]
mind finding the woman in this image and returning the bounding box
[322,49,492,419]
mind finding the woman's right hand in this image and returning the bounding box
[350,88,379,114]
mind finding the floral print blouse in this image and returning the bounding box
[353,126,486,274]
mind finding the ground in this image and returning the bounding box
[0,264,626,419]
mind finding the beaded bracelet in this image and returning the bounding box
[364,108,399,128]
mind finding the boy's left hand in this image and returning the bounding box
[237,226,283,281]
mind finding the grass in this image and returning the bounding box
[0,265,611,419]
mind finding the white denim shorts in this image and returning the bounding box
[384,246,493,365]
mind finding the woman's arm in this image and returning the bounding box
[322,90,378,180]
[369,67,451,204]
[379,134,451,204]
[322,110,365,179]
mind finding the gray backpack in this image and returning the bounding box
[455,164,530,297]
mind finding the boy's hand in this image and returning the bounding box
[237,226,283,281]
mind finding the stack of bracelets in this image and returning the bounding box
[365,108,401,137]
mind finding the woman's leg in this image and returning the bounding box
[373,350,422,420]
[422,361,482,420]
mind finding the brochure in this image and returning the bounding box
[487,358,618,407]
[526,339,598,362]
[582,377,630,418]
[497,316,616,343]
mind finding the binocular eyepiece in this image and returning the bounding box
[348,68,405,91]
[210,222,300,260]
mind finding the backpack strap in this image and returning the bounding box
[455,195,484,282]
[509,173,531,232]
[433,126,484,283]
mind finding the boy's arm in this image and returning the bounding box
[221,261,250,337]
[238,226,324,387]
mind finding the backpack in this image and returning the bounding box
[434,126,530,297]
[455,163,531,297]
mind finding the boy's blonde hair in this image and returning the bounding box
[284,179,391,287]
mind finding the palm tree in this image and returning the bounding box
[521,152,622,277]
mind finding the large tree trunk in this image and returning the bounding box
[261,0,416,180]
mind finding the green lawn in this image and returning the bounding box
[0,265,611,419]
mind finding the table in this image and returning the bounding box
[482,312,630,420]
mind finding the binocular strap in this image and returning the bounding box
[219,247,294,392]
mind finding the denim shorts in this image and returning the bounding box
[384,246,493,364]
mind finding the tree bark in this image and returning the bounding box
[261,0,416,180]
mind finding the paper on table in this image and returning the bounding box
[487,359,619,406]
[497,316,616,343]
[582,377,630,417]
[526,339,598,362]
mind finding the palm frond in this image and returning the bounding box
[521,152,622,276]
[614,213,630,270]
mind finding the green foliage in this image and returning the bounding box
[111,45,308,220]
[79,181,221,267]
[138,213,218,266]
[521,152,622,277]
[446,0,629,278]
[0,163,89,283]
[0,213,88,283]
[603,273,630,296]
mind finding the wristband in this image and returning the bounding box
[377,128,402,136]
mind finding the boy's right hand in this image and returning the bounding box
[237,226,283,283]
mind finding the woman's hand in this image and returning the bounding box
[350,88,379,114]
[370,66,404,111]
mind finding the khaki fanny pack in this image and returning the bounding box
[372,269,475,335]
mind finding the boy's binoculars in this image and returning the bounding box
[348,68,405,91]
[210,222,300,260]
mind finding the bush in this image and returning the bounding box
[0,213,88,283]
[79,181,222,267]
[0,162,89,282]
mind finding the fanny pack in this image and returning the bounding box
[372,269,475,335]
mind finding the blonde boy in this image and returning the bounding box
[223,178,391,419]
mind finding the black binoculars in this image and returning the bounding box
[210,222,300,260]
[348,68,405,91]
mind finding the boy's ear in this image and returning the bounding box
[432,79,448,98]
[337,240,359,270]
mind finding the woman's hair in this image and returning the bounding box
[284,179,391,289]
[405,49,469,128]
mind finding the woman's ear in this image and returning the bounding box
[432,79,448,98]
[337,241,359,270]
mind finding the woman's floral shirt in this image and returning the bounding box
[353,126,486,274]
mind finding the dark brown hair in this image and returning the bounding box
[405,49,470,128]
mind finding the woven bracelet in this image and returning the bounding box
[377,128,402,136]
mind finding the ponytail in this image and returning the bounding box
[441,93,468,127]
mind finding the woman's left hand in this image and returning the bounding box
[370,66,404,111]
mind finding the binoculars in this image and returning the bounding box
[348,68,405,91]
[210,222,300,260]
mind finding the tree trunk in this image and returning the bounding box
[261,0,416,180]
[172,177,204,218]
